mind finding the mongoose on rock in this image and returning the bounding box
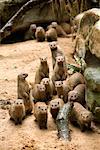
[34,102,48,129]
[70,102,92,131]
[9,99,25,125]
[48,22,68,37]
[35,57,49,84]
[68,84,86,105]
[55,81,70,103]
[24,24,36,40]
[35,26,45,42]
[41,78,53,101]
[67,72,85,90]
[51,56,67,84]
[45,28,57,42]
[17,73,33,114]
[49,98,64,120]
[49,41,66,69]
[32,84,47,103]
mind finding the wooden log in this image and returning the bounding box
[56,102,73,141]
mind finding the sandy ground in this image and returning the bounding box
[0,38,100,150]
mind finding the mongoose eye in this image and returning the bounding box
[58,102,59,105]
[38,106,41,109]
[16,102,19,105]
[52,105,54,107]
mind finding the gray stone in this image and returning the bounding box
[84,67,100,92]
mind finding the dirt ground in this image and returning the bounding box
[0,38,100,150]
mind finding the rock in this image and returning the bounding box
[74,12,85,28]
[88,20,100,59]
[85,88,100,122]
[0,0,28,28]
[74,8,100,59]
[84,67,100,92]
[0,0,70,42]
[84,67,100,123]
[79,8,100,39]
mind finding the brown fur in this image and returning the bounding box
[35,26,45,42]
[51,56,67,84]
[17,73,33,114]
[32,84,47,103]
[45,28,57,42]
[35,57,49,84]
[49,98,64,119]
[34,102,48,129]
[49,41,66,69]
[48,22,67,37]
[70,102,92,131]
[68,84,86,105]
[9,99,25,124]
[67,72,85,90]
[55,80,70,103]
[41,78,53,101]
[60,22,71,34]
[24,24,36,40]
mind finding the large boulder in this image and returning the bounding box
[74,8,100,59]
[84,67,100,92]
[79,8,100,39]
[88,20,100,59]
[84,67,100,122]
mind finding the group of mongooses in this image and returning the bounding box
[24,22,72,42]
[8,38,95,132]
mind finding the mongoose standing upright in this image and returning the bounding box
[49,41,66,69]
[51,56,67,84]
[35,26,45,42]
[34,102,48,129]
[55,80,70,103]
[41,78,53,101]
[35,57,49,84]
[17,73,33,114]
[9,99,25,124]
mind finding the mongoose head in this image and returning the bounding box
[40,57,47,64]
[37,84,46,92]
[13,99,24,108]
[51,22,58,28]
[55,81,63,88]
[68,90,79,101]
[49,41,57,51]
[36,102,48,114]
[56,56,64,65]
[50,98,62,110]
[36,26,44,33]
[30,24,36,32]
[81,111,92,124]
[18,73,28,80]
[41,78,50,86]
